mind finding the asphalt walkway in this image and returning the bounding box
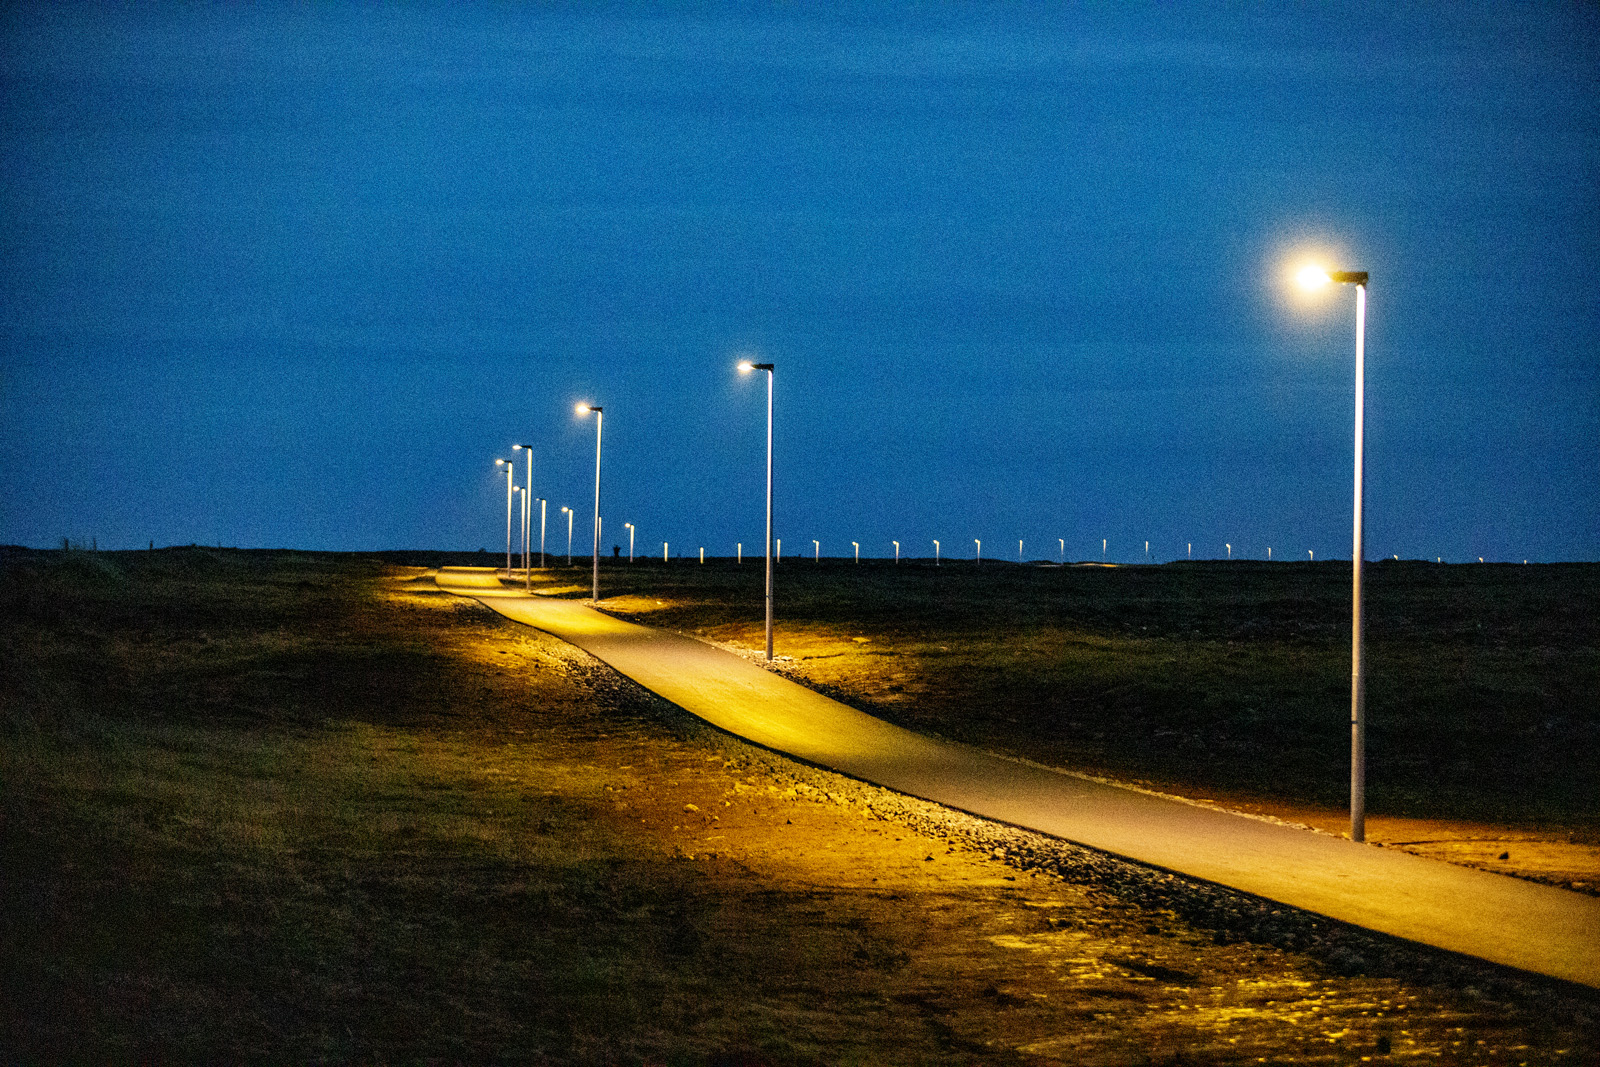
[435,567,1599,988]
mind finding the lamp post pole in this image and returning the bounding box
[576,403,603,604]
[974,538,981,564]
[538,498,546,569]
[514,444,533,588]
[853,541,859,564]
[933,540,940,566]
[1297,264,1371,842]
[561,506,573,565]
[893,540,899,563]
[813,540,820,563]
[739,360,776,661]
[511,486,524,575]
[625,523,634,563]
[495,459,513,574]
[1059,538,1065,564]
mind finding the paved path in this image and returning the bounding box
[435,567,1600,988]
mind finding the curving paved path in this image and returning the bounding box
[435,567,1600,988]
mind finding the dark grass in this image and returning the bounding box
[585,555,1600,828]
[4,547,1597,1062]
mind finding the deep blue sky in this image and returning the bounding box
[3,3,1596,562]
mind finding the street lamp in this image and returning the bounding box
[813,539,820,562]
[494,458,514,574]
[974,538,981,564]
[561,506,573,565]
[893,540,899,563]
[625,522,635,562]
[932,539,940,566]
[511,485,524,575]
[1296,262,1371,842]
[1018,539,1023,563]
[537,498,547,568]
[738,359,776,661]
[1059,538,1064,564]
[853,541,859,563]
[1226,543,1232,560]
[575,403,603,604]
[513,444,533,587]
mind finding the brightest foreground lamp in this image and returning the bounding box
[575,403,603,604]
[1297,263,1371,842]
[738,359,776,660]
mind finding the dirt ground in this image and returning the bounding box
[3,551,1597,1063]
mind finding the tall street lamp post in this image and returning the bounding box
[625,522,635,563]
[893,540,899,563]
[738,359,776,661]
[495,458,513,574]
[933,539,940,566]
[974,538,981,564]
[853,541,859,563]
[537,498,547,568]
[514,444,533,588]
[1297,263,1371,843]
[561,506,573,565]
[576,403,603,604]
[511,486,524,576]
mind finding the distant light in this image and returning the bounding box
[1297,264,1332,290]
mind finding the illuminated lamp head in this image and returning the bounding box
[1297,265,1332,290]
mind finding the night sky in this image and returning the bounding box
[3,4,1596,562]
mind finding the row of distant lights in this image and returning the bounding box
[491,409,1515,568]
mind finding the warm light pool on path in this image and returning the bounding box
[434,567,1600,990]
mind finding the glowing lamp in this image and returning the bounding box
[1297,265,1331,289]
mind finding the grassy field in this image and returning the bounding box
[3,548,1597,1063]
[589,556,1600,834]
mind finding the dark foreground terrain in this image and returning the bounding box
[2,548,1596,1063]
